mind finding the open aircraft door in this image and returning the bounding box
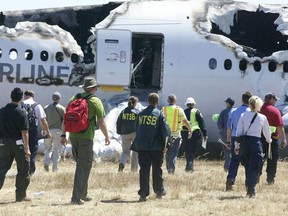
[96,29,132,90]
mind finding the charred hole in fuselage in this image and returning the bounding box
[211,10,288,58]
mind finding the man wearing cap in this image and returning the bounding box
[61,77,110,205]
[22,90,52,175]
[217,97,235,171]
[43,91,66,172]
[182,97,207,172]
[226,91,251,191]
[259,92,287,185]
[162,94,192,174]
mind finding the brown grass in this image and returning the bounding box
[1,156,288,216]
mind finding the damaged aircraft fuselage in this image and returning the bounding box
[1,0,288,153]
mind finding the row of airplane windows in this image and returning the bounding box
[209,58,288,72]
[0,49,79,63]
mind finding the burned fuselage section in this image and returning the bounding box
[196,2,288,64]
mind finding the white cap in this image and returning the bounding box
[185,97,196,105]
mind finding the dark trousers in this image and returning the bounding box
[138,150,164,198]
[29,128,38,175]
[0,139,30,200]
[70,138,93,202]
[166,137,181,173]
[184,130,201,171]
[241,136,264,194]
[226,136,240,184]
[259,137,279,183]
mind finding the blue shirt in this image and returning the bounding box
[227,104,250,137]
[217,107,233,140]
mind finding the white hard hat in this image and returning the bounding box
[185,97,196,105]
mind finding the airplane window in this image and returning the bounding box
[25,49,33,60]
[284,61,288,73]
[268,61,276,72]
[9,48,18,60]
[71,53,79,63]
[224,59,232,70]
[209,58,217,70]
[41,51,49,61]
[253,61,261,72]
[56,52,64,62]
[239,59,247,71]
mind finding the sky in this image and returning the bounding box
[1,0,287,11]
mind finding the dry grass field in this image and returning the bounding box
[1,155,288,216]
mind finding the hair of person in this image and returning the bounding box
[128,96,138,108]
[186,103,194,108]
[84,86,96,93]
[148,93,159,106]
[167,94,177,104]
[24,90,35,98]
[248,95,263,112]
[242,91,252,104]
[11,87,23,102]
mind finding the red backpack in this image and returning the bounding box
[64,94,94,133]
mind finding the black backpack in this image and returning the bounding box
[21,102,38,131]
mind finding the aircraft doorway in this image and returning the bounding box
[130,33,164,91]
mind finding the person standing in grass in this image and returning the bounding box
[61,77,110,205]
[225,91,251,191]
[0,87,31,202]
[217,97,235,172]
[236,95,271,198]
[132,93,170,202]
[116,96,140,172]
[43,91,66,172]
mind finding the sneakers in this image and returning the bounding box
[118,163,124,172]
[81,196,92,202]
[16,197,31,202]
[226,180,233,191]
[139,196,147,202]
[44,165,49,172]
[156,189,167,199]
[71,199,84,205]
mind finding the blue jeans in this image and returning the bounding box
[241,136,264,194]
[226,137,240,184]
[166,137,181,174]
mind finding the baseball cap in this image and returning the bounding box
[225,97,235,106]
[265,92,279,101]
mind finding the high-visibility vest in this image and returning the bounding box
[162,106,179,132]
[190,108,200,131]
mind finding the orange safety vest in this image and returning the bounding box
[162,106,179,132]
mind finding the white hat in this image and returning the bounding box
[185,97,196,105]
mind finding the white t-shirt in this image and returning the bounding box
[23,98,46,126]
[236,111,272,144]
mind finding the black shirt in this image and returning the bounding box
[0,103,29,140]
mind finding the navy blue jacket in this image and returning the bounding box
[116,107,139,135]
[132,105,170,152]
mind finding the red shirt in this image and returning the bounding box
[260,103,283,137]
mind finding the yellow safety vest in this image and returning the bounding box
[162,106,179,132]
[190,108,200,131]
